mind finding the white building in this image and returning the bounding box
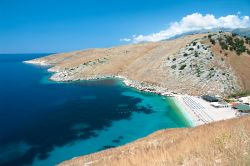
[211,102,229,108]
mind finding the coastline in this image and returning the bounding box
[23,59,237,127]
[21,59,201,127]
[168,97,195,127]
[23,59,51,66]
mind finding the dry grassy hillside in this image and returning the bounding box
[209,34,250,90]
[60,115,250,166]
[27,32,250,96]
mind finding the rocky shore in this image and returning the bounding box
[24,32,250,97]
[25,58,176,96]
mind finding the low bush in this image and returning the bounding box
[210,39,215,45]
[228,90,250,98]
[179,64,186,70]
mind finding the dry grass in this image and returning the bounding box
[60,115,250,166]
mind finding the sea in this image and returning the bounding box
[0,54,190,166]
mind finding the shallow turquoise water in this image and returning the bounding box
[33,85,190,166]
[0,54,190,166]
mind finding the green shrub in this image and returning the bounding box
[222,35,247,55]
[171,65,176,69]
[233,38,246,55]
[196,67,201,77]
[194,52,199,57]
[228,90,250,98]
[210,39,215,45]
[226,36,234,45]
[219,41,228,50]
[179,64,186,70]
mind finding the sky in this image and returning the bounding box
[0,0,250,53]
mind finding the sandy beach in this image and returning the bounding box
[173,95,238,126]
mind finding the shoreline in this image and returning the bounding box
[168,97,195,127]
[21,60,206,127]
[59,75,199,127]
[23,59,238,127]
[23,59,51,66]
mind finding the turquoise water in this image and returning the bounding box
[0,54,190,166]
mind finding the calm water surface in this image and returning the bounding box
[0,54,189,166]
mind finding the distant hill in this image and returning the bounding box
[232,28,250,37]
[167,28,230,40]
[168,28,250,40]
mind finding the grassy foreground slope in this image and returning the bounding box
[60,115,250,166]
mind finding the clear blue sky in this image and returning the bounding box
[0,0,250,53]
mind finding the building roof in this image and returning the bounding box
[211,102,228,106]
[233,104,250,111]
[201,95,219,102]
[239,96,250,105]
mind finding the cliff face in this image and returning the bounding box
[59,115,250,166]
[26,32,250,96]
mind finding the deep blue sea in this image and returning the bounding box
[0,54,190,166]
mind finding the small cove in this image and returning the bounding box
[0,54,190,166]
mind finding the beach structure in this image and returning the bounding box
[201,95,219,102]
[233,104,250,113]
[238,96,250,105]
[210,102,229,108]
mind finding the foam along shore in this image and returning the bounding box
[23,59,51,66]
[24,59,238,127]
[168,97,196,127]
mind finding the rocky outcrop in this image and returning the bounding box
[165,37,240,96]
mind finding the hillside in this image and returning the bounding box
[60,115,250,166]
[26,32,250,96]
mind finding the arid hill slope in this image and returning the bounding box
[60,116,250,166]
[27,32,250,96]
[60,115,250,166]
